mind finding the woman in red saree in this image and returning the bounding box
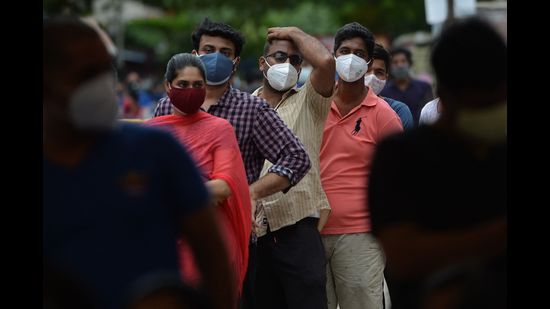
[145,53,251,301]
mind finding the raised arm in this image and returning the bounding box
[267,27,335,97]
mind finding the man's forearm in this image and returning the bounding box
[249,172,291,201]
[286,27,334,70]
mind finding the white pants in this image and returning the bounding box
[323,233,386,309]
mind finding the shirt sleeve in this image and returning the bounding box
[301,77,333,121]
[377,106,405,141]
[253,101,311,188]
[396,103,415,130]
[154,96,172,117]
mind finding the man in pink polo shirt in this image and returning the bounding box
[320,22,403,309]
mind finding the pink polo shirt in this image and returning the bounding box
[320,88,403,235]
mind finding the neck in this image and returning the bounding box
[203,83,229,110]
[334,79,368,116]
[395,77,410,90]
[259,80,284,108]
[173,108,186,117]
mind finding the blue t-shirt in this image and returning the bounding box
[379,79,433,126]
[381,96,415,130]
[43,124,209,308]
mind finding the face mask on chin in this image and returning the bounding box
[69,72,119,131]
[455,102,507,145]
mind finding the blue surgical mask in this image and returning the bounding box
[199,52,236,86]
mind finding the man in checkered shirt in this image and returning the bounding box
[153,18,311,309]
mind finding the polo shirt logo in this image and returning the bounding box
[351,118,362,135]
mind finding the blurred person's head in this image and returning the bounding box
[259,37,303,92]
[333,22,375,84]
[389,47,413,80]
[365,43,390,95]
[431,17,506,145]
[80,17,117,57]
[43,17,118,137]
[126,71,141,84]
[164,53,207,115]
[191,18,244,86]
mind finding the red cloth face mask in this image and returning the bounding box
[168,86,206,114]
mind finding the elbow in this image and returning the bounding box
[322,54,336,69]
[315,55,335,76]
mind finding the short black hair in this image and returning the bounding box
[372,43,390,72]
[334,22,375,61]
[390,47,413,66]
[431,17,506,96]
[165,53,207,83]
[191,18,245,57]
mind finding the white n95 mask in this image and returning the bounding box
[264,61,299,91]
[336,54,370,82]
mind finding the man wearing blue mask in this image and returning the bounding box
[369,17,506,309]
[251,26,335,309]
[153,18,312,309]
[379,47,434,127]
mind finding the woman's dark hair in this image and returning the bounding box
[165,53,207,83]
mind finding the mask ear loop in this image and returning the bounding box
[261,57,272,80]
[231,57,239,75]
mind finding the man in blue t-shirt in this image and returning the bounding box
[43,17,235,309]
[365,43,414,130]
[379,47,433,127]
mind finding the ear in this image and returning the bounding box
[164,80,171,94]
[232,56,241,71]
[258,56,266,72]
[191,50,198,56]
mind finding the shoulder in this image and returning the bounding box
[413,79,432,90]
[372,95,399,115]
[425,98,439,107]
[388,99,411,113]
[229,87,270,109]
[204,113,234,129]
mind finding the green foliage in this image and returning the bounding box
[45,0,432,69]
[43,0,93,15]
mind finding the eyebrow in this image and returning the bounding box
[219,47,234,53]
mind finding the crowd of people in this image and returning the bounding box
[44,14,506,309]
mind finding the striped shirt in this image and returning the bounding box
[154,86,311,186]
[252,78,333,234]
